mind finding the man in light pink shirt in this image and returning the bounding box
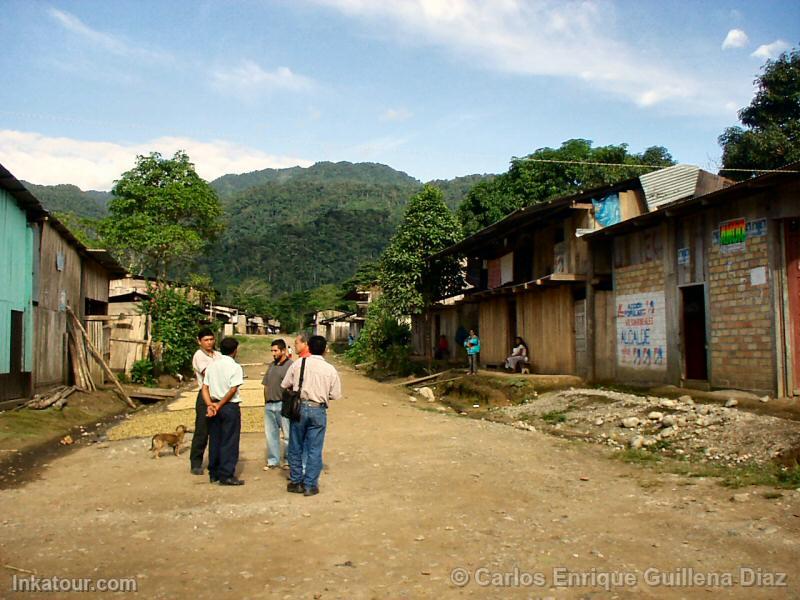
[281,335,341,496]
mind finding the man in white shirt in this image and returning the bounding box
[202,337,245,486]
[281,335,342,496]
[190,328,221,475]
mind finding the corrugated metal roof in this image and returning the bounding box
[639,164,700,210]
[586,160,800,240]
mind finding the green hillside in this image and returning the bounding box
[24,162,493,295]
[210,161,420,199]
[22,182,110,219]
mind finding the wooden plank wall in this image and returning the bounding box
[593,290,616,381]
[516,287,576,374]
[109,302,148,374]
[32,308,68,387]
[33,221,82,387]
[85,320,107,384]
[478,297,510,365]
[619,189,646,221]
[82,260,110,302]
[574,300,587,377]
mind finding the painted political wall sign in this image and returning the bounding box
[616,292,667,370]
[711,217,766,254]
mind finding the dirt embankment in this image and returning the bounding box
[406,372,800,488]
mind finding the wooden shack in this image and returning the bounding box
[0,163,126,403]
[421,165,729,378]
[0,164,43,405]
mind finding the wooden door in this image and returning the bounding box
[785,219,800,393]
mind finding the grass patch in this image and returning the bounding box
[614,448,662,464]
[541,410,568,424]
[610,446,800,489]
[505,378,529,389]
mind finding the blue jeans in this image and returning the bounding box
[468,353,479,373]
[288,403,327,489]
[264,402,290,466]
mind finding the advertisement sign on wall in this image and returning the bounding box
[616,292,667,370]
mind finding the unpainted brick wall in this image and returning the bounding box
[614,260,664,296]
[707,235,773,391]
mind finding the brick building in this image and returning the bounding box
[585,163,800,396]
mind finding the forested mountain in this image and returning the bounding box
[202,162,492,293]
[22,182,110,218]
[24,161,493,295]
[429,174,496,210]
[211,161,420,199]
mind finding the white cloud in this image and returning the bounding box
[310,0,739,115]
[381,107,413,122]
[722,29,749,50]
[47,7,170,63]
[751,39,790,60]
[211,61,315,98]
[0,129,313,190]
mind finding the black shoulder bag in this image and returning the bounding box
[281,358,306,421]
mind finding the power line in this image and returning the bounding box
[517,157,799,174]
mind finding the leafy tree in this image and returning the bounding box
[458,139,674,235]
[140,284,203,375]
[380,185,463,317]
[379,185,463,366]
[340,260,381,298]
[346,295,411,371]
[719,47,800,180]
[101,151,224,278]
[457,179,516,237]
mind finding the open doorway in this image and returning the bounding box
[507,299,517,353]
[0,311,28,402]
[682,284,708,381]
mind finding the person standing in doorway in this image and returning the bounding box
[262,339,293,470]
[464,329,480,375]
[190,328,220,475]
[281,335,341,496]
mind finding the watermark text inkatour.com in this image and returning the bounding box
[12,574,138,593]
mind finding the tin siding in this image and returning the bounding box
[0,189,34,373]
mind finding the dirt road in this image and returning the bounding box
[1,360,799,599]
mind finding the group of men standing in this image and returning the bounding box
[189,329,341,496]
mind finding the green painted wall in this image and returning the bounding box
[0,188,34,374]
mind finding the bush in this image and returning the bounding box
[140,284,203,376]
[346,296,410,368]
[131,359,155,385]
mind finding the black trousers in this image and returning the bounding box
[190,391,209,469]
[208,402,241,481]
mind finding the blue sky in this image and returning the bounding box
[0,0,797,190]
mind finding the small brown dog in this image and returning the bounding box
[150,425,187,459]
